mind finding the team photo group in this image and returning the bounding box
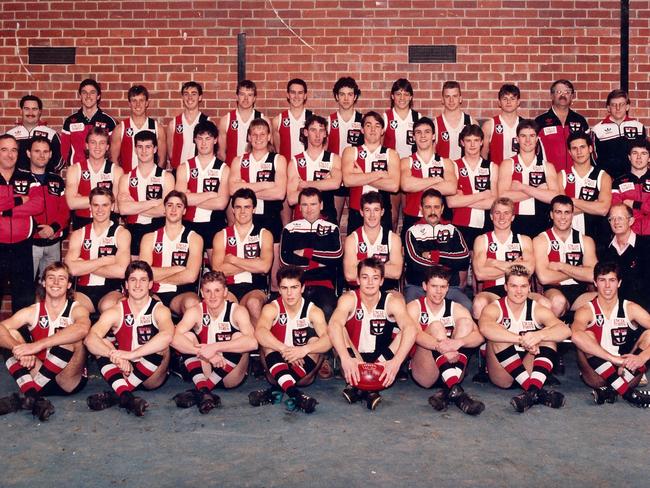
[1,73,650,421]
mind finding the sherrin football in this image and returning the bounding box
[356,362,385,391]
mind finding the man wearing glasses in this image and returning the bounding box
[534,79,590,174]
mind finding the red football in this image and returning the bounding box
[356,362,386,391]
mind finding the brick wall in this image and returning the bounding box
[1,0,649,316]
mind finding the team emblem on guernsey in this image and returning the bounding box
[569,122,581,132]
[514,163,523,173]
[595,314,604,327]
[316,224,331,236]
[126,127,134,137]
[624,126,639,138]
[390,120,398,129]
[475,175,489,190]
[529,172,544,187]
[359,150,368,159]
[227,236,237,247]
[551,240,560,251]
[293,328,308,346]
[297,158,306,168]
[359,242,368,253]
[172,251,187,266]
[241,158,250,168]
[202,313,210,326]
[81,170,91,180]
[204,178,219,192]
[611,327,627,346]
[231,120,238,130]
[278,313,288,325]
[644,181,650,193]
[503,317,511,329]
[370,319,385,335]
[488,242,498,253]
[413,160,421,170]
[154,242,163,254]
[129,177,138,187]
[125,314,135,327]
[38,316,49,329]
[566,252,581,266]
[137,325,153,344]
[441,132,449,142]
[355,309,364,320]
[146,184,162,200]
[436,228,451,243]
[282,118,291,127]
[567,173,576,183]
[579,187,596,200]
[495,124,504,134]
[331,119,339,129]
[176,124,183,134]
[459,167,468,177]
[429,166,443,178]
[14,179,28,194]
[419,312,429,324]
[83,239,92,250]
[244,243,259,258]
[190,168,199,179]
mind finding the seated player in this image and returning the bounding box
[572,261,650,407]
[139,190,203,315]
[249,266,331,414]
[84,261,173,417]
[479,265,571,412]
[533,195,597,317]
[211,188,273,326]
[328,258,417,410]
[407,265,485,415]
[171,271,257,413]
[0,262,90,420]
[343,191,403,291]
[65,187,131,315]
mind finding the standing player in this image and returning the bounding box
[497,119,559,238]
[572,262,650,407]
[84,261,174,417]
[211,188,273,327]
[534,79,589,174]
[433,81,477,160]
[139,191,203,316]
[342,111,400,232]
[218,80,268,166]
[111,85,167,172]
[250,266,331,414]
[65,187,131,315]
[65,127,123,230]
[479,265,570,412]
[171,271,257,413]
[287,114,342,224]
[611,140,650,236]
[117,131,174,257]
[408,265,485,415]
[61,79,116,166]
[166,81,210,171]
[327,77,364,226]
[481,84,523,165]
[401,117,457,238]
[0,262,90,420]
[175,120,230,261]
[329,258,417,410]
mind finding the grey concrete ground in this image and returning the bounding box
[1,349,648,488]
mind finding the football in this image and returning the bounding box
[356,362,386,391]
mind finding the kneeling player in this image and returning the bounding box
[479,265,571,412]
[572,262,650,407]
[250,266,331,413]
[329,258,417,410]
[84,261,174,416]
[0,262,90,420]
[408,265,485,415]
[171,271,257,413]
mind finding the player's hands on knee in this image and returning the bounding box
[18,354,37,369]
[621,353,644,372]
[379,358,400,388]
[437,338,461,355]
[282,346,308,364]
[342,357,361,386]
[197,344,218,362]
[13,342,42,359]
[519,331,542,352]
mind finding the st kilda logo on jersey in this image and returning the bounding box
[316,224,332,236]
[38,315,49,329]
[355,309,364,321]
[146,184,162,200]
[372,159,388,172]
[419,312,429,325]
[569,122,582,132]
[172,251,188,266]
[643,180,650,193]
[475,174,489,191]
[98,181,113,191]
[529,171,544,187]
[624,126,639,139]
[13,179,29,194]
[137,325,154,344]
[436,228,451,243]
[579,186,597,201]
[99,246,115,257]
[506,250,522,261]
[256,170,271,182]
[611,327,628,346]
[292,328,308,346]
[407,130,415,146]
[244,242,260,258]
[566,252,582,266]
[429,166,443,178]
[370,319,385,335]
[203,178,219,192]
[348,129,361,145]
[81,170,91,180]
[278,313,288,325]
[495,124,504,134]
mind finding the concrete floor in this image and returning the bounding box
[1,349,649,488]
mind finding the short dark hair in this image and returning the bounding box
[298,186,322,203]
[550,194,574,211]
[606,89,629,106]
[333,77,361,101]
[86,126,110,143]
[594,261,620,281]
[424,264,451,284]
[194,120,218,140]
[37,262,74,301]
[164,190,187,207]
[413,117,435,133]
[498,84,521,99]
[181,81,203,96]
[300,114,328,148]
[362,111,384,128]
[89,186,115,204]
[277,265,304,285]
[459,124,484,141]
[516,119,539,136]
[79,79,101,96]
[127,84,149,100]
[566,131,591,149]
[505,264,530,282]
[231,188,257,208]
[287,78,307,93]
[628,139,650,155]
[20,95,43,110]
[420,188,444,207]
[442,80,461,94]
[357,256,385,279]
[550,79,574,95]
[237,79,257,96]
[0,134,18,145]
[28,135,51,151]
[201,270,227,288]
[361,191,383,209]
[134,131,157,147]
[390,78,413,108]
[125,260,154,283]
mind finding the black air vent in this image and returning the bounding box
[408,45,456,63]
[29,47,76,65]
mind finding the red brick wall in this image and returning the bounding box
[1,0,649,316]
